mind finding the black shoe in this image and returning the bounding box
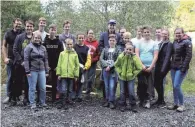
[76,98,82,102]
[131,105,138,113]
[157,101,166,108]
[63,105,69,110]
[152,100,161,106]
[109,102,115,109]
[120,106,126,112]
[102,102,109,107]
[167,105,178,110]
[9,101,17,106]
[23,98,28,106]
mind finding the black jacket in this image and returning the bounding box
[155,40,173,75]
[43,35,64,70]
[171,38,192,72]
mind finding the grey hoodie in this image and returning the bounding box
[24,42,49,74]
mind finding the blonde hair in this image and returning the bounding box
[65,38,73,44]
[39,17,46,22]
[123,32,132,38]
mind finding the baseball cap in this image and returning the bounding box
[108,19,116,24]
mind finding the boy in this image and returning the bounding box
[115,44,142,112]
[56,38,79,109]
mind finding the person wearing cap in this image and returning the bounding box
[99,19,121,52]
[43,24,64,103]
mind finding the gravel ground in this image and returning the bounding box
[1,86,195,127]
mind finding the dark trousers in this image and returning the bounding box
[154,69,166,102]
[137,69,154,102]
[48,70,57,102]
[13,64,28,101]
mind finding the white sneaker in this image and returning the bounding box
[177,105,185,112]
[3,97,10,104]
[144,101,151,109]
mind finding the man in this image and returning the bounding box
[99,19,121,52]
[119,27,127,39]
[135,26,159,108]
[13,20,34,106]
[43,24,63,102]
[131,26,143,46]
[155,27,162,44]
[59,20,76,47]
[2,18,23,104]
[34,17,48,42]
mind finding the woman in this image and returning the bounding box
[153,29,172,107]
[84,29,100,96]
[167,28,192,112]
[24,32,49,109]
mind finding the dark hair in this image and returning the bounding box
[49,24,57,29]
[63,20,71,27]
[25,20,34,27]
[142,25,152,31]
[156,27,162,31]
[13,18,22,23]
[76,32,85,38]
[174,27,184,33]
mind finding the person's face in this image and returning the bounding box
[39,20,46,28]
[33,33,42,43]
[88,30,94,40]
[49,27,57,36]
[155,29,162,39]
[120,29,126,37]
[143,29,151,40]
[125,45,133,55]
[109,38,116,48]
[64,23,70,31]
[13,20,22,31]
[137,29,142,37]
[161,30,169,41]
[175,29,183,41]
[77,34,85,45]
[25,23,34,34]
[108,24,116,32]
[123,36,131,43]
[66,41,73,50]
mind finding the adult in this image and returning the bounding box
[84,29,100,96]
[2,18,23,104]
[167,28,192,112]
[131,26,143,46]
[153,29,172,107]
[34,17,48,42]
[135,26,159,109]
[13,20,34,106]
[119,27,127,39]
[155,27,162,44]
[59,20,76,47]
[24,32,49,109]
[43,24,64,102]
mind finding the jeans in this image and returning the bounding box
[27,71,46,105]
[119,79,136,105]
[103,69,116,102]
[6,61,14,97]
[86,63,97,94]
[171,69,187,105]
[61,78,73,100]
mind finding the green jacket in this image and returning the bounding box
[56,50,79,78]
[114,52,142,81]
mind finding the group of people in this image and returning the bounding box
[2,17,192,113]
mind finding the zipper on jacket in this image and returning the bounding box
[125,56,129,81]
[67,52,70,76]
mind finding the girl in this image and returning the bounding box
[100,37,121,109]
[73,33,91,102]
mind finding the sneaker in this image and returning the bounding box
[152,100,160,106]
[3,97,10,104]
[144,101,151,109]
[31,104,37,109]
[76,98,82,102]
[109,102,115,109]
[9,100,17,106]
[177,106,185,112]
[23,98,28,106]
[167,105,178,110]
[39,104,48,108]
[120,106,126,112]
[131,105,138,113]
[157,101,166,108]
[102,102,109,107]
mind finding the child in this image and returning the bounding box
[73,32,91,102]
[56,38,79,109]
[115,44,142,112]
[117,32,133,52]
[100,37,121,109]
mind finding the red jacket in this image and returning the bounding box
[84,39,100,63]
